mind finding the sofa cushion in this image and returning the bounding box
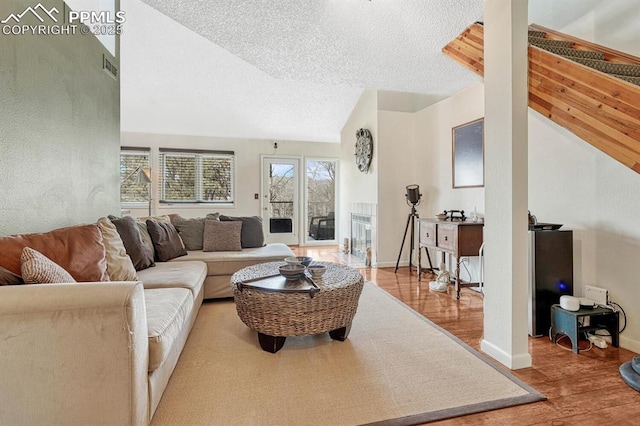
[0,224,109,282]
[134,220,156,260]
[169,213,220,251]
[136,261,206,298]
[97,217,138,281]
[0,266,24,285]
[20,247,76,284]
[144,287,192,372]
[203,220,242,252]
[146,220,187,262]
[219,215,265,248]
[109,216,155,271]
[135,215,178,254]
[169,243,294,276]
[172,216,205,250]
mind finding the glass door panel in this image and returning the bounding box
[262,158,299,245]
[306,159,337,244]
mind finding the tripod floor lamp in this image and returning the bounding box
[394,184,421,273]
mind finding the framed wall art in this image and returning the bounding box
[452,118,484,188]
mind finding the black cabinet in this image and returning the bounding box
[528,230,573,337]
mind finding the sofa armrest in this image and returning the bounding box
[0,282,149,426]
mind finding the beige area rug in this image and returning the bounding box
[152,283,544,425]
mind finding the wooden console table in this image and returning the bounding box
[417,219,484,299]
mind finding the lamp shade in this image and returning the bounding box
[134,168,152,184]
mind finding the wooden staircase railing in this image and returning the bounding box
[443,23,640,174]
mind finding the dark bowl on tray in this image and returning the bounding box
[279,264,306,280]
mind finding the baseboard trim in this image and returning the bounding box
[374,261,410,268]
[620,336,640,354]
[481,339,532,370]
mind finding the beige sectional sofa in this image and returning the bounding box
[169,243,296,299]
[0,221,294,425]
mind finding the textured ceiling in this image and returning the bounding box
[119,1,635,143]
[137,0,484,93]
[120,0,483,142]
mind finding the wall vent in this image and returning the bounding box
[103,54,118,80]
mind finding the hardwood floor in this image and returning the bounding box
[292,245,640,425]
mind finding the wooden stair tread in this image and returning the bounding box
[570,57,640,77]
[529,37,574,49]
[535,45,605,61]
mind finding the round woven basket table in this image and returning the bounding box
[231,261,364,353]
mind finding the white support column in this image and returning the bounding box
[481,0,531,369]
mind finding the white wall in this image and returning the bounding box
[376,110,416,267]
[529,113,639,352]
[412,79,639,353]
[413,83,485,281]
[414,83,486,218]
[0,0,121,236]
[528,113,598,291]
[121,132,339,219]
[339,90,378,254]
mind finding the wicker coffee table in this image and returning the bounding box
[231,261,364,353]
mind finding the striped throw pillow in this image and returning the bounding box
[20,247,76,284]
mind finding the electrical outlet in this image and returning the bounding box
[584,285,608,305]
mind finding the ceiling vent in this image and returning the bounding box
[103,54,118,80]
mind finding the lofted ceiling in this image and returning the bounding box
[117,0,638,143]
[119,0,483,142]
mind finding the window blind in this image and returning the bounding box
[159,149,234,204]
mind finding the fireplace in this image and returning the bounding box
[350,214,371,260]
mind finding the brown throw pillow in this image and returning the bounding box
[0,224,109,282]
[219,215,265,248]
[203,220,242,252]
[146,220,188,262]
[109,216,155,271]
[20,247,76,284]
[0,266,24,285]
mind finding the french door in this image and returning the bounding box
[305,158,338,245]
[261,157,300,245]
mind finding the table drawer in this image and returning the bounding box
[419,221,436,246]
[437,225,456,251]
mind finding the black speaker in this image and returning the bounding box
[528,230,573,337]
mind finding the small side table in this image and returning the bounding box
[550,304,619,353]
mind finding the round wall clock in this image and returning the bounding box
[355,128,373,173]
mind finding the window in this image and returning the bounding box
[159,148,234,204]
[120,147,151,204]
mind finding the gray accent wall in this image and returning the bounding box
[0,0,121,236]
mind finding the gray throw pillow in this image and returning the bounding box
[219,215,265,248]
[203,220,242,252]
[169,213,220,251]
[146,220,187,262]
[109,216,155,271]
[171,216,205,250]
[0,265,24,285]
